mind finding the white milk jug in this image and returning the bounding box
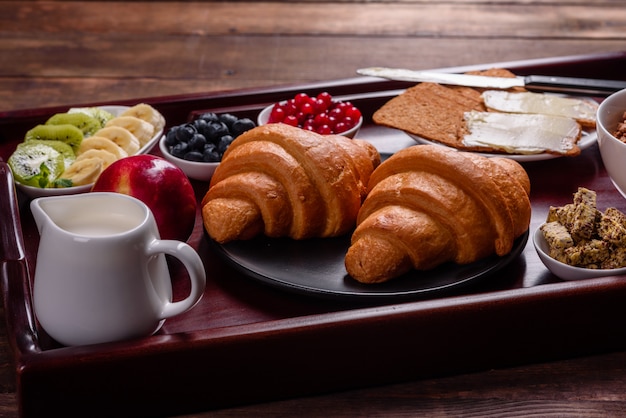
[30,192,206,346]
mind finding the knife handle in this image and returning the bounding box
[524,75,626,96]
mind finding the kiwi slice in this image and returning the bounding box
[25,139,76,169]
[25,124,84,153]
[46,112,101,136]
[68,107,115,127]
[8,142,65,188]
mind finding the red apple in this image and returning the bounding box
[92,154,197,242]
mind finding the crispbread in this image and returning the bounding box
[372,68,585,155]
[372,82,487,150]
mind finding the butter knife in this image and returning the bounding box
[357,67,626,96]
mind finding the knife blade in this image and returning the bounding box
[357,67,626,96]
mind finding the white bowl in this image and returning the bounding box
[15,182,93,199]
[597,88,626,199]
[533,227,626,280]
[159,135,219,182]
[13,105,163,199]
[257,103,363,139]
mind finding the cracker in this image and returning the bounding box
[372,82,487,150]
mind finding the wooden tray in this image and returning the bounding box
[2,51,626,418]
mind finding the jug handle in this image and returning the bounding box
[146,240,206,319]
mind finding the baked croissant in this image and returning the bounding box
[201,123,381,243]
[345,145,531,284]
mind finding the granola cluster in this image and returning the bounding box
[614,111,626,142]
[541,187,626,269]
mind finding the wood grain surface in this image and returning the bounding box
[2,1,626,417]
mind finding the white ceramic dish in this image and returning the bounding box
[409,129,597,162]
[257,104,363,139]
[159,135,219,182]
[596,88,626,199]
[533,227,626,281]
[14,105,164,199]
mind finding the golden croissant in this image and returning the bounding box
[201,123,381,243]
[345,145,531,284]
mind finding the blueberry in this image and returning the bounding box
[170,142,189,158]
[184,151,204,162]
[198,112,219,123]
[193,118,208,133]
[165,126,180,146]
[203,148,221,162]
[188,133,207,151]
[195,121,214,139]
[175,124,197,143]
[205,122,230,143]
[204,142,217,153]
[217,135,234,154]
[219,113,239,129]
[231,118,256,138]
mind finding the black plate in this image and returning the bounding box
[212,230,529,301]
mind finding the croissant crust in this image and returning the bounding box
[201,123,381,243]
[345,145,531,284]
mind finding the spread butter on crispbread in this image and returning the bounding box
[372,68,586,156]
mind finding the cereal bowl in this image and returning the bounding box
[159,135,219,182]
[533,227,626,280]
[597,88,626,199]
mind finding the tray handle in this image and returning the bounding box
[0,162,40,355]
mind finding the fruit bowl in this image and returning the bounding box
[257,92,363,138]
[12,105,164,199]
[159,135,219,182]
[15,182,94,199]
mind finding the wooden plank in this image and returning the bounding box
[1,2,625,39]
[0,36,623,112]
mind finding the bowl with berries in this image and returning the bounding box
[257,92,363,138]
[159,112,256,181]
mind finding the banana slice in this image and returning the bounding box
[75,148,119,170]
[77,136,128,160]
[121,103,165,133]
[106,116,154,146]
[93,126,141,155]
[58,157,103,186]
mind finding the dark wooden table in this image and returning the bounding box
[2,1,626,417]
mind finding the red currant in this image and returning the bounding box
[329,106,344,119]
[313,112,330,127]
[312,98,328,114]
[345,106,362,122]
[317,92,333,108]
[300,102,314,116]
[293,93,310,107]
[303,118,316,130]
[283,115,299,127]
[269,106,285,123]
[342,116,355,129]
[334,122,347,133]
[316,124,332,135]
